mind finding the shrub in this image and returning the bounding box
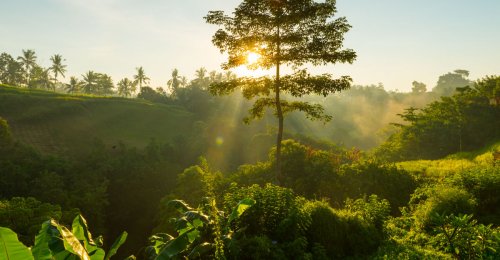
[451,166,500,225]
[411,185,477,231]
[223,184,312,259]
[431,214,500,259]
[304,200,383,258]
[345,194,391,230]
[338,162,416,214]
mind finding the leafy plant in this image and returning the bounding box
[146,198,255,259]
[0,227,34,260]
[0,214,127,260]
[431,213,500,259]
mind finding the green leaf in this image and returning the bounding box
[191,219,204,229]
[52,250,74,259]
[184,211,209,223]
[31,221,57,260]
[53,220,91,260]
[227,198,256,225]
[187,243,214,258]
[149,233,174,255]
[155,232,191,260]
[167,200,193,214]
[72,215,95,246]
[89,248,105,260]
[104,231,127,260]
[0,227,34,260]
[32,219,89,259]
[186,229,200,244]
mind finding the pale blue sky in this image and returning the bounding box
[1,0,499,91]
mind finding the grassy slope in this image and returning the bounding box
[0,85,194,155]
[396,140,500,179]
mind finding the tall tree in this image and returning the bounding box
[49,54,67,91]
[224,70,236,81]
[0,53,23,85]
[133,66,150,91]
[28,65,53,89]
[96,73,114,95]
[65,76,81,94]
[411,81,427,93]
[209,70,223,83]
[117,77,136,97]
[192,67,210,89]
[17,49,37,86]
[167,69,182,96]
[82,71,98,94]
[432,69,471,97]
[472,75,500,106]
[205,0,356,184]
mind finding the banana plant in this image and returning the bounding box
[0,214,127,260]
[0,227,34,260]
[147,198,255,259]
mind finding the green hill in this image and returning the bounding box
[0,85,195,155]
[396,140,500,178]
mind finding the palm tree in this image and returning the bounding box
[180,76,188,87]
[117,77,135,97]
[167,68,181,95]
[82,71,98,94]
[224,71,236,81]
[65,76,81,94]
[49,54,67,91]
[133,66,150,91]
[29,65,53,90]
[17,49,37,86]
[209,70,223,83]
[193,67,209,89]
[96,73,114,95]
[195,67,207,81]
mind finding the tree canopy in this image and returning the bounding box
[205,0,356,184]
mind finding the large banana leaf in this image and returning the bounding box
[58,222,91,260]
[227,198,256,225]
[155,231,191,260]
[167,200,193,214]
[0,227,34,260]
[31,221,57,260]
[104,231,127,260]
[72,215,95,247]
[187,243,214,258]
[72,215,106,260]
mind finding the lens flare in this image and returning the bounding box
[215,136,224,146]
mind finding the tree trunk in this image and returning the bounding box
[275,69,284,186]
[54,73,57,92]
[275,25,285,186]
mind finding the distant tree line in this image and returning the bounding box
[0,49,237,98]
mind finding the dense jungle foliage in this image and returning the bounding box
[1,71,499,258]
[1,14,499,258]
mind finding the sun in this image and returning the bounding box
[246,52,261,64]
[233,51,270,77]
